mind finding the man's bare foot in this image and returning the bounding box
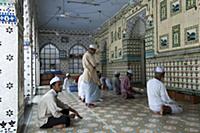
[69,113,76,119]
[53,124,65,128]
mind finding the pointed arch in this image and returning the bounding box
[40,43,60,73]
[69,44,86,74]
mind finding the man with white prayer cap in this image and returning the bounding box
[112,71,121,95]
[63,73,74,92]
[38,76,82,129]
[147,66,183,115]
[81,44,101,107]
[121,69,135,99]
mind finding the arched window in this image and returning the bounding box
[40,43,60,73]
[69,45,86,74]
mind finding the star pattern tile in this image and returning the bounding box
[6,82,13,89]
[6,26,13,33]
[6,54,14,61]
[6,109,13,117]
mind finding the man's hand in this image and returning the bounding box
[69,107,83,119]
[73,110,83,119]
[76,113,83,119]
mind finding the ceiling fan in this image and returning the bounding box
[67,0,100,6]
[57,0,89,19]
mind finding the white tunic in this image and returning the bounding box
[38,89,69,127]
[63,77,74,92]
[147,78,182,113]
[78,74,84,98]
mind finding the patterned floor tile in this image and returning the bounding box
[25,88,200,133]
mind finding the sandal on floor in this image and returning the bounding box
[85,103,96,108]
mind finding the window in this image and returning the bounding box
[172,24,180,47]
[111,51,114,59]
[40,43,60,73]
[69,45,86,74]
[115,46,117,58]
[160,0,167,21]
[114,31,117,41]
[160,34,169,49]
[118,27,121,39]
[111,31,114,43]
[170,0,181,16]
[185,25,199,45]
[186,0,196,10]
[118,48,122,57]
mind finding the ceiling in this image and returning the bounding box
[37,0,130,32]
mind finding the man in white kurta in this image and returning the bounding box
[81,44,101,107]
[38,76,82,128]
[147,66,183,115]
[63,73,74,92]
[78,74,84,101]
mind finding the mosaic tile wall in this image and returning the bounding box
[146,55,200,95]
[0,0,24,132]
[38,29,94,73]
[145,27,154,58]
[122,38,144,84]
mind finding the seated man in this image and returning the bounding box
[63,73,75,92]
[105,77,113,90]
[121,70,135,99]
[100,76,108,90]
[38,76,82,129]
[147,66,183,115]
[112,71,121,95]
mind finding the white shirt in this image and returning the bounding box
[147,78,174,112]
[38,89,69,126]
[63,77,74,90]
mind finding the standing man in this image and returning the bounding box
[147,66,183,115]
[112,71,121,95]
[78,74,85,102]
[81,44,101,107]
[38,76,82,129]
[121,70,135,99]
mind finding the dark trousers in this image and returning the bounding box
[40,109,70,128]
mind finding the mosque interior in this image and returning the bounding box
[0,0,200,132]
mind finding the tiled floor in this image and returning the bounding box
[25,87,200,133]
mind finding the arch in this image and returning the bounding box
[40,42,60,52]
[39,42,60,74]
[68,43,87,54]
[68,44,86,74]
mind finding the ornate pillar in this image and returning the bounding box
[23,0,33,103]
[0,0,24,132]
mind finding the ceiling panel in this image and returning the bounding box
[37,0,130,31]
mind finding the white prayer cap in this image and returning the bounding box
[50,76,61,85]
[66,73,70,76]
[114,71,120,75]
[89,44,97,49]
[127,69,133,75]
[155,66,165,73]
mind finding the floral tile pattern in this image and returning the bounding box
[25,88,200,133]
